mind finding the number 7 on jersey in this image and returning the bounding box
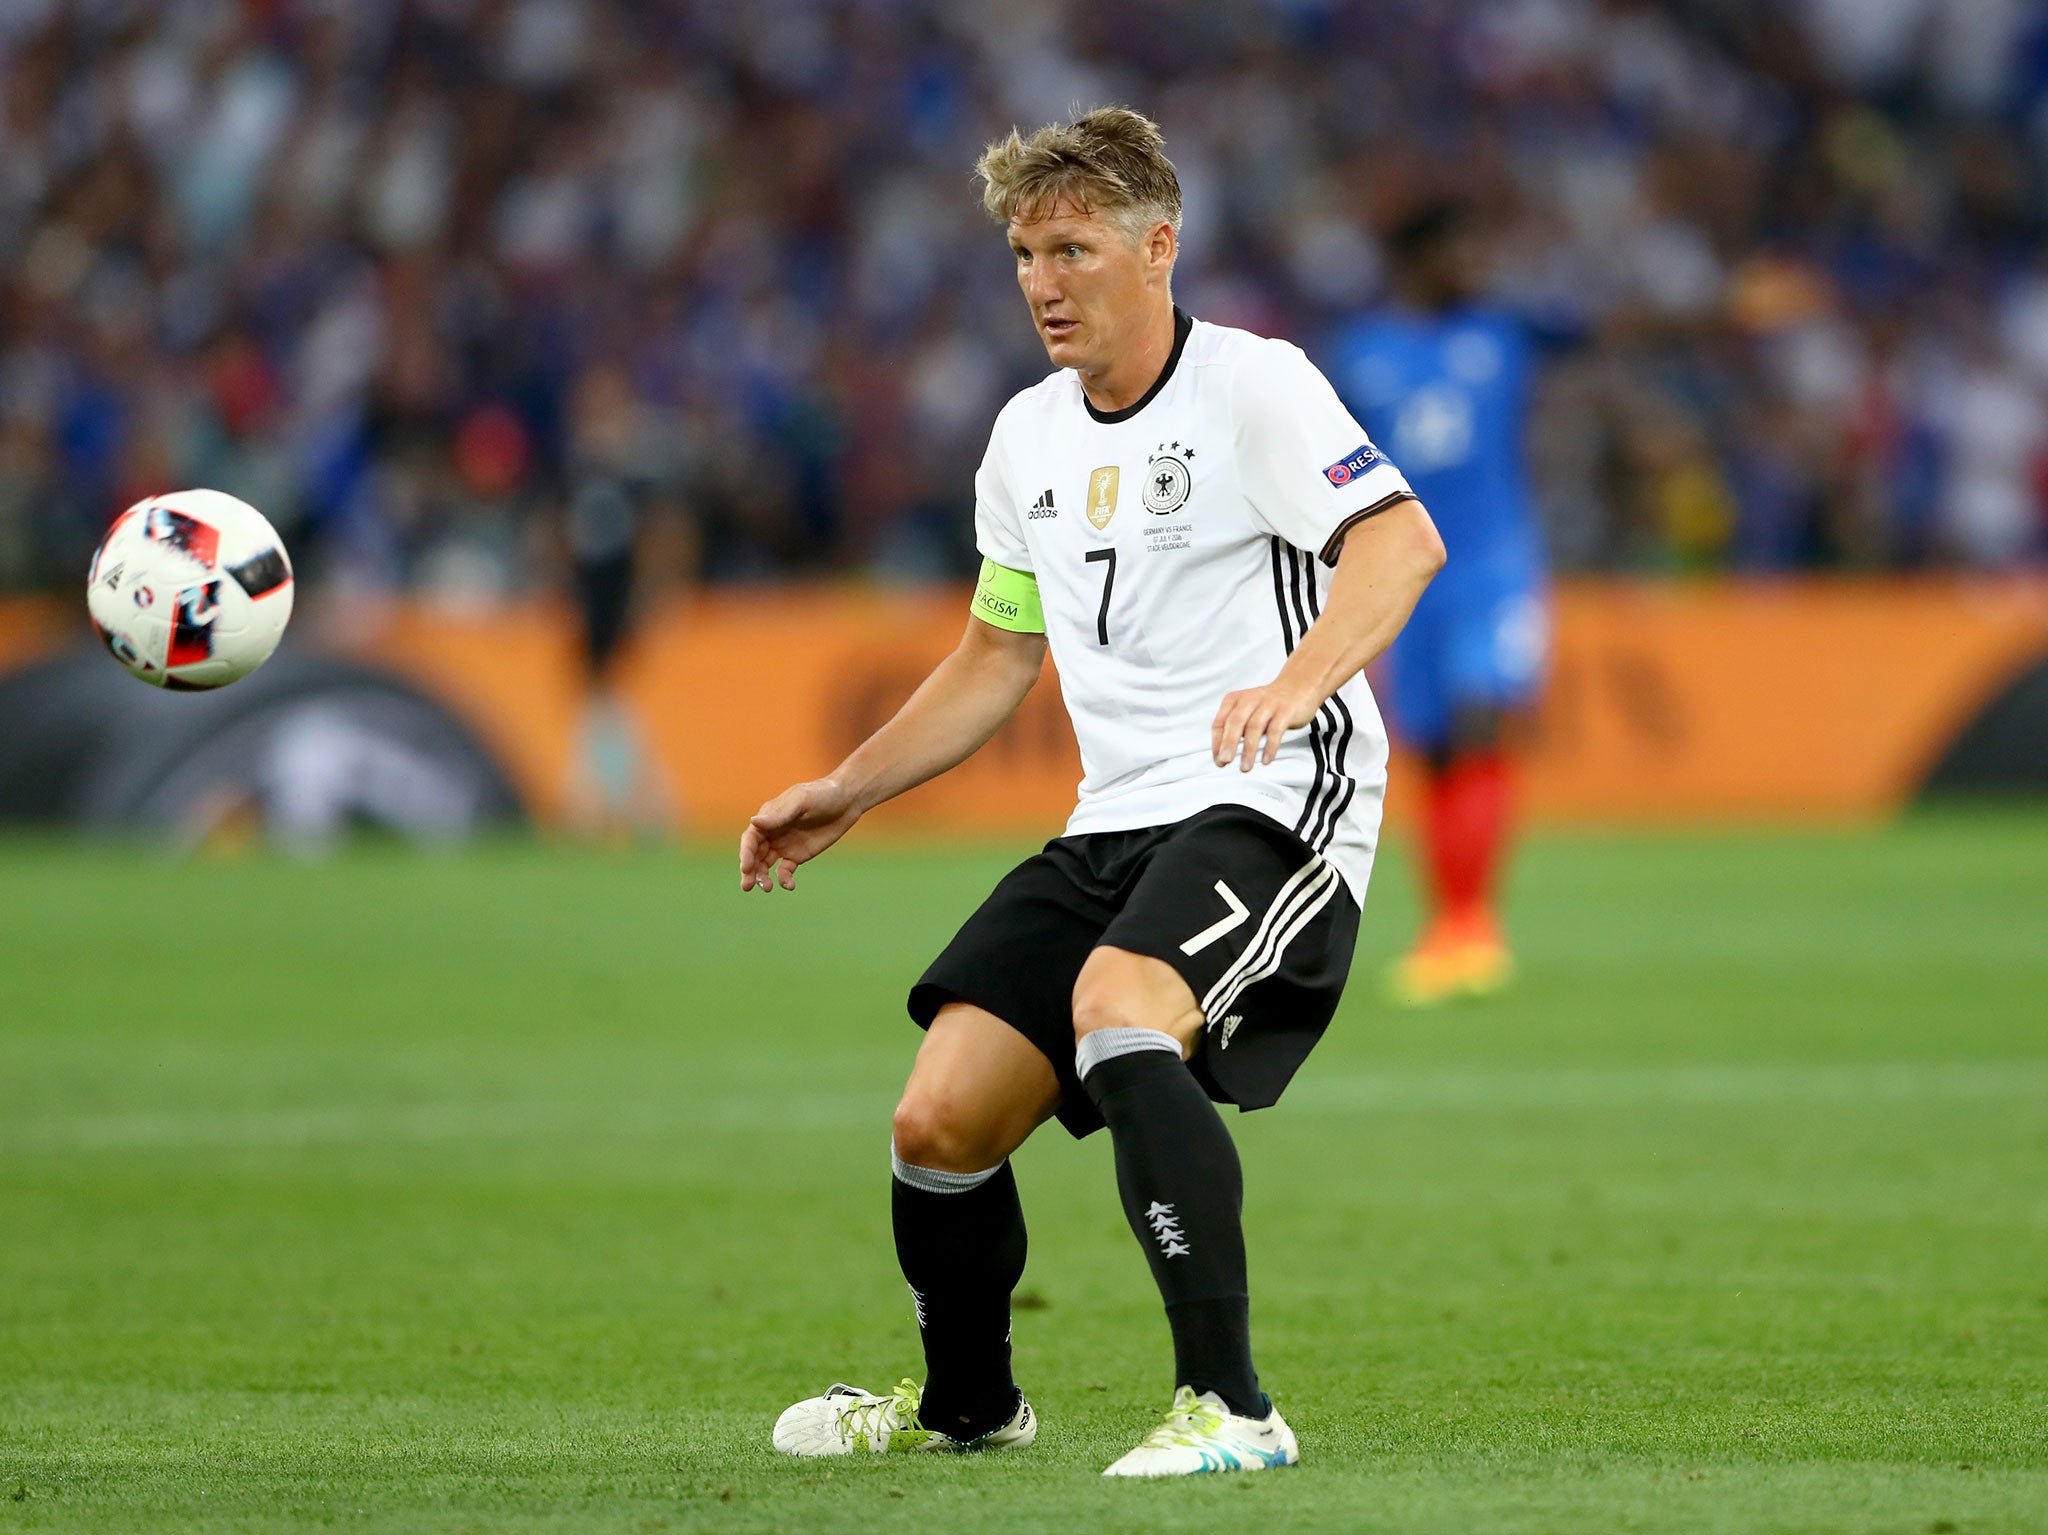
[1085,547,1116,646]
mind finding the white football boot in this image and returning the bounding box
[1100,1386,1298,1477]
[771,1379,1037,1456]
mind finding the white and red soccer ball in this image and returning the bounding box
[86,489,294,690]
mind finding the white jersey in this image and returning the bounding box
[974,312,1416,902]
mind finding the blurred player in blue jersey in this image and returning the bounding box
[1327,202,1549,1002]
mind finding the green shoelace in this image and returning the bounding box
[1137,1386,1225,1448]
[834,1378,933,1452]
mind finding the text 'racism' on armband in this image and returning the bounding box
[971,558,1046,633]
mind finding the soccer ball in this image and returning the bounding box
[86,489,295,690]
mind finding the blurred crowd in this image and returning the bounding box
[3,0,2048,611]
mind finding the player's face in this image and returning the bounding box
[1008,204,1173,373]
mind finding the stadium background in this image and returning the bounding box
[2,4,2046,1532]
[1,0,2047,838]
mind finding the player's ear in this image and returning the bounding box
[1147,219,1176,278]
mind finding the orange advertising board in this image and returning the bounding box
[356,588,1086,836]
[1515,580,2048,821]
[4,580,2045,834]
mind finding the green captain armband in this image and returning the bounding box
[971,558,1045,633]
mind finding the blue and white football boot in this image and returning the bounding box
[1100,1386,1298,1476]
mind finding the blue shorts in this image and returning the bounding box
[1385,570,1549,752]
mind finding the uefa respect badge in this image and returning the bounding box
[1322,442,1385,487]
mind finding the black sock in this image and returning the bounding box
[890,1153,1027,1439]
[1080,1032,1264,1418]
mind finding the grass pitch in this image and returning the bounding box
[1,813,2045,1533]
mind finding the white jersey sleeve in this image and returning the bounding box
[1234,339,1414,564]
[973,404,1034,572]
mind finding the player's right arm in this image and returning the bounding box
[739,607,1047,893]
[743,400,1046,893]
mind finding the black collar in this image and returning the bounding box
[1083,306,1193,424]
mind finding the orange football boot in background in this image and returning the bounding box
[1386,908,1515,1005]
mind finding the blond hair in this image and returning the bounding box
[976,107,1182,244]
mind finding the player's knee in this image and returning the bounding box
[890,1089,994,1174]
[1070,950,1178,1044]
[1070,975,1137,1041]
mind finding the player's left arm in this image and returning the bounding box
[1212,498,1446,770]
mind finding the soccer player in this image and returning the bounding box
[1327,203,1550,1004]
[740,109,1444,1477]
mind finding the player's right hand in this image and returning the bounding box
[740,778,863,892]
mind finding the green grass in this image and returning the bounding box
[2,813,2046,1533]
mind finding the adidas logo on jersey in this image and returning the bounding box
[1028,488,1058,519]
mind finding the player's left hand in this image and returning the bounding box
[1212,680,1323,772]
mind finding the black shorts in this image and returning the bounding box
[908,804,1362,1139]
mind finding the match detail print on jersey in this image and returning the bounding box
[971,558,1046,634]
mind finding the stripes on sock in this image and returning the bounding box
[1075,1025,1181,1078]
[890,1143,1000,1194]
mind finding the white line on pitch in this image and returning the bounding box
[1,1060,2042,1153]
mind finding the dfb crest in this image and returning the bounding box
[1143,441,1194,515]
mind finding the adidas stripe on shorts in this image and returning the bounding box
[908,805,1360,1139]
